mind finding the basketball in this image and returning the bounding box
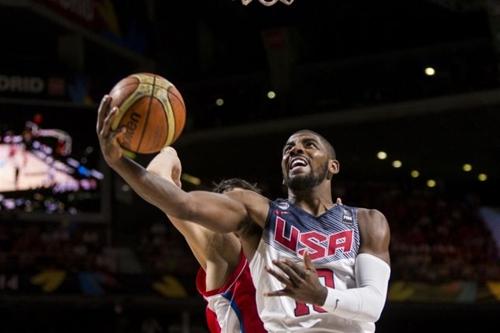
[108,73,186,154]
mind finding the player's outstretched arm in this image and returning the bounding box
[266,210,390,323]
[96,95,250,233]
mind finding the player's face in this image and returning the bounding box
[281,132,331,191]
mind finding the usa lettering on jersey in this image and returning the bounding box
[274,216,354,260]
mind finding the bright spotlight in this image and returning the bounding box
[425,67,436,76]
[392,160,402,168]
[215,98,224,106]
[478,173,488,182]
[462,163,472,172]
[267,91,276,99]
[410,170,420,178]
[426,179,436,188]
[377,151,387,160]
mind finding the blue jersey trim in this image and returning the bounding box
[222,290,244,333]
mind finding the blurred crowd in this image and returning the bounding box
[0,183,498,294]
[343,182,499,282]
[0,221,112,274]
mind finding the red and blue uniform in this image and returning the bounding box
[196,251,267,333]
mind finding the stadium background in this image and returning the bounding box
[0,0,498,332]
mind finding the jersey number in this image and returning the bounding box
[294,269,334,317]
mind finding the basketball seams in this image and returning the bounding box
[110,81,142,130]
[150,75,182,144]
[158,87,176,147]
[157,102,169,149]
[135,75,156,153]
[167,89,186,142]
[168,89,186,112]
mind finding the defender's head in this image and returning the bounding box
[281,129,339,191]
[212,178,261,194]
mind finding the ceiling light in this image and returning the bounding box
[392,160,402,168]
[377,151,387,160]
[425,67,436,76]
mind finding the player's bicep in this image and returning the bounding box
[183,190,249,233]
[358,209,391,265]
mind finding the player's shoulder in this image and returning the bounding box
[355,207,391,261]
[225,188,270,206]
[225,189,270,228]
[355,207,390,237]
[356,207,387,222]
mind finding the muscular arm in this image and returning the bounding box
[322,209,391,322]
[358,209,391,264]
[146,148,242,289]
[112,156,250,233]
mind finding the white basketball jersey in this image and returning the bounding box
[249,200,374,332]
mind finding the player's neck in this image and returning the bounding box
[288,186,334,216]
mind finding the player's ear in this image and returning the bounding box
[327,159,340,179]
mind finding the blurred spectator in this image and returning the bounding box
[0,182,497,292]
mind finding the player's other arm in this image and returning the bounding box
[266,209,390,322]
[146,150,240,272]
[323,209,391,322]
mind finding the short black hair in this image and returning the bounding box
[212,178,261,194]
[294,129,336,159]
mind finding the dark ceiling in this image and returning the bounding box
[0,0,498,198]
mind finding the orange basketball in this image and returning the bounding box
[108,73,186,154]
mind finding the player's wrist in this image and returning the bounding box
[105,153,121,166]
[108,154,128,171]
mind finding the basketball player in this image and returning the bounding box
[147,149,266,333]
[97,95,391,332]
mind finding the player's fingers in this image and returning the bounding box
[336,197,343,205]
[97,95,111,134]
[283,258,312,278]
[102,106,119,138]
[112,126,127,144]
[303,252,316,272]
[266,266,295,288]
[264,289,289,297]
[273,260,304,286]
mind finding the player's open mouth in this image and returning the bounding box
[289,157,308,171]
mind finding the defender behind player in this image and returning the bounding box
[146,150,266,333]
